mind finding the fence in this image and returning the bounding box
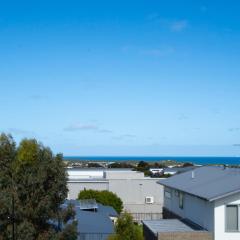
[131,212,162,222]
[78,233,111,240]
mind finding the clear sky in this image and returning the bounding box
[1,0,240,156]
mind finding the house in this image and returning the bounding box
[149,168,164,174]
[143,166,240,240]
[62,199,118,240]
[67,168,164,221]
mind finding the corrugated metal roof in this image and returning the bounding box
[159,166,240,201]
[143,219,203,235]
[63,200,118,234]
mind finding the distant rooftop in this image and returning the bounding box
[159,166,240,201]
[67,167,145,181]
[67,167,133,171]
[67,178,109,182]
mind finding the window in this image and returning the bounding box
[179,192,184,209]
[164,190,171,199]
[175,190,179,197]
[226,205,239,232]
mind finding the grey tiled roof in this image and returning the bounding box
[159,166,240,201]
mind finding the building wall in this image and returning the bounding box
[68,179,164,215]
[163,187,214,231]
[109,178,163,204]
[109,178,164,218]
[214,192,240,240]
[67,170,164,217]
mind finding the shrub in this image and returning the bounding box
[108,212,143,240]
[78,189,123,214]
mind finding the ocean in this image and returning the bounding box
[63,156,240,165]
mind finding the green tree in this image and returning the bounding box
[137,161,149,169]
[78,189,123,214]
[182,162,194,167]
[135,161,151,176]
[108,162,134,168]
[0,133,77,240]
[108,212,143,240]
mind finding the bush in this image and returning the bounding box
[78,189,123,214]
[137,161,149,169]
[182,162,194,167]
[108,212,143,240]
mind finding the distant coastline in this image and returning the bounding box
[63,156,240,165]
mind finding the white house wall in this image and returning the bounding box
[214,192,240,240]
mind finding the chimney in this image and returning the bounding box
[191,171,195,179]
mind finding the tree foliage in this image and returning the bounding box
[0,133,77,240]
[182,162,194,167]
[108,212,143,240]
[108,162,134,168]
[78,189,123,214]
[137,161,149,169]
[87,162,103,168]
[134,161,151,176]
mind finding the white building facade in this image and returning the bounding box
[67,168,164,221]
[214,192,240,240]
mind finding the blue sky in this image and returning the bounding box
[1,0,240,156]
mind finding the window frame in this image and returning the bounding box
[225,204,240,232]
[175,190,179,197]
[179,192,184,209]
[164,189,172,199]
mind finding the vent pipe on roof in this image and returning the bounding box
[191,171,195,179]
